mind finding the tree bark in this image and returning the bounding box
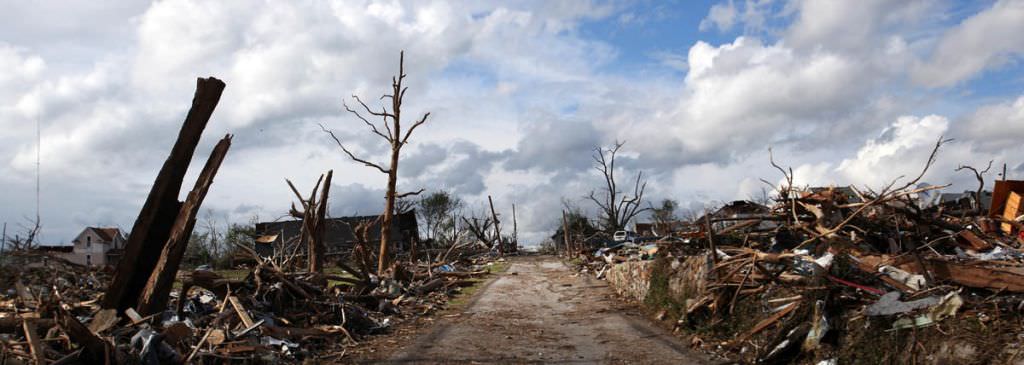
[310,170,332,273]
[137,135,232,316]
[104,77,225,312]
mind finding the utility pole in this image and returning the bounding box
[561,210,570,257]
[512,203,518,252]
[488,195,503,256]
[1,222,6,259]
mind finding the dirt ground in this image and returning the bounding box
[354,255,712,364]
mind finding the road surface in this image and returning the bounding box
[378,256,711,364]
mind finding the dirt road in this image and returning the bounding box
[378,256,711,364]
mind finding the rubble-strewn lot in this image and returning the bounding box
[0,248,509,364]
[0,75,520,365]
[574,165,1024,363]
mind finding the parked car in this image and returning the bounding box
[613,230,637,243]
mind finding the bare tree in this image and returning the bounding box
[956,160,993,215]
[461,208,499,248]
[4,217,41,251]
[322,51,428,276]
[586,140,649,232]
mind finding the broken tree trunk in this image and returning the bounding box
[310,170,332,273]
[489,195,502,256]
[104,77,225,312]
[137,135,232,316]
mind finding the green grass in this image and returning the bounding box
[447,260,511,307]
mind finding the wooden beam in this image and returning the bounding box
[55,305,111,364]
[136,135,232,315]
[228,296,255,328]
[22,320,45,365]
[104,77,226,312]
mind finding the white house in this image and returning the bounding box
[69,227,126,267]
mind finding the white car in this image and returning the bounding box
[613,230,637,243]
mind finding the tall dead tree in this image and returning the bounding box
[104,77,226,313]
[488,195,503,256]
[586,140,649,232]
[322,51,427,276]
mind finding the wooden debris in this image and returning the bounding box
[22,320,45,365]
[227,296,255,329]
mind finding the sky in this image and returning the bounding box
[2,0,1024,246]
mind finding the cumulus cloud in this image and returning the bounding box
[3,0,1024,246]
[913,0,1024,87]
[676,37,871,156]
[958,95,1024,151]
[699,0,773,33]
[836,115,951,187]
[699,1,737,32]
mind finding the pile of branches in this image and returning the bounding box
[648,139,1024,363]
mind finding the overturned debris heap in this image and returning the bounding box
[585,161,1024,363]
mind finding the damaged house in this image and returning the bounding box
[253,210,420,257]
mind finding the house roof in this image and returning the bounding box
[36,245,73,253]
[88,227,123,242]
[254,211,420,250]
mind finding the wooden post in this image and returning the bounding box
[705,212,717,265]
[137,135,232,316]
[104,77,225,312]
[488,195,503,255]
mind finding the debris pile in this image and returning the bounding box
[0,76,507,364]
[582,146,1024,363]
[0,242,501,363]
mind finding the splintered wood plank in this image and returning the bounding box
[22,320,45,365]
[228,296,255,329]
[104,77,226,312]
[55,305,110,364]
[1002,192,1022,234]
[734,301,800,344]
[955,230,992,251]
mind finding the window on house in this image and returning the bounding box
[87,236,91,248]
[86,255,92,266]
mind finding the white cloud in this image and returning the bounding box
[836,115,951,187]
[699,0,737,32]
[958,95,1024,151]
[676,37,871,155]
[913,0,1024,87]
[3,0,1024,247]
